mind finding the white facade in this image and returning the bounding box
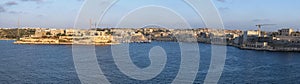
[243,30,259,43]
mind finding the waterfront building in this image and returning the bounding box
[33,28,47,37]
[242,30,260,43]
[278,28,293,36]
[65,29,76,36]
[49,29,64,36]
[88,30,105,36]
[244,42,269,48]
[272,36,300,47]
[291,31,300,37]
[241,30,271,48]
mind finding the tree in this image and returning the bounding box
[46,32,52,35]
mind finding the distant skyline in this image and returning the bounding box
[0,0,300,31]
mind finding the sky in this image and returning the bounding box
[0,0,300,31]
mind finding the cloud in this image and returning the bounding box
[8,11,24,14]
[20,0,46,4]
[0,1,19,13]
[36,14,45,17]
[252,19,270,22]
[218,7,230,13]
[219,7,229,11]
[216,0,226,3]
[0,6,6,13]
[5,1,18,6]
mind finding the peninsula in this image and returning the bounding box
[1,27,300,52]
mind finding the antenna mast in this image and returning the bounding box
[17,17,20,40]
[89,19,92,29]
[95,22,97,29]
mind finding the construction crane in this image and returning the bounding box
[255,24,276,36]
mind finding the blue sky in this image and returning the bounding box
[0,0,299,31]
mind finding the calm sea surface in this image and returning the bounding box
[1,40,300,84]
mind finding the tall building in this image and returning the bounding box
[279,28,293,36]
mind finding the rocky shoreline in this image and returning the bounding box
[0,38,16,40]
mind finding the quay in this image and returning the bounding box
[13,41,119,46]
[239,46,300,52]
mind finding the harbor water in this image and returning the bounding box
[1,40,300,83]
